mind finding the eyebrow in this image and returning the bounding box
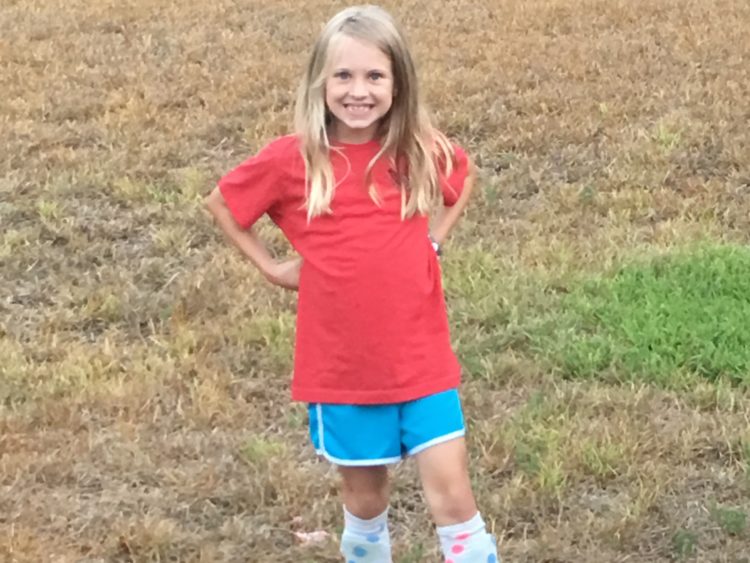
[333,67,389,73]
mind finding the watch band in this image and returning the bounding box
[429,234,442,257]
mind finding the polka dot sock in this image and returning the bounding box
[340,506,392,563]
[436,512,499,563]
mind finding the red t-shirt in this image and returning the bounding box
[218,135,470,404]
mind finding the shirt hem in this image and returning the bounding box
[290,374,461,405]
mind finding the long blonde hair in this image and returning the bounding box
[295,5,454,221]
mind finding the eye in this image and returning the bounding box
[334,70,351,80]
[369,71,385,81]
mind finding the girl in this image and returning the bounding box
[206,5,500,562]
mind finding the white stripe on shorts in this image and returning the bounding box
[407,429,466,456]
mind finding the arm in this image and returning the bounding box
[204,186,301,290]
[430,158,477,245]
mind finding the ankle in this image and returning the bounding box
[436,512,499,562]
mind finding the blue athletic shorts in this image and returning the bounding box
[308,388,465,466]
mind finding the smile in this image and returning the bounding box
[344,104,374,114]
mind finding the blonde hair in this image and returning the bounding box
[295,5,454,221]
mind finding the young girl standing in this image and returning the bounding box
[206,5,500,562]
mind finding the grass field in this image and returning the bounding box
[2,0,750,561]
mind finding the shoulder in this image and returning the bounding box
[256,134,303,162]
[263,133,302,154]
[431,131,470,169]
[248,134,304,179]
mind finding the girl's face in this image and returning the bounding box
[325,35,394,144]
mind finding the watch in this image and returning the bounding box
[429,234,442,257]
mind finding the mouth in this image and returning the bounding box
[344,104,374,115]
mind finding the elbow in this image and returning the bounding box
[467,158,477,184]
[462,160,478,199]
[204,186,223,215]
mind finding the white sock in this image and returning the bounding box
[340,506,392,562]
[436,512,499,563]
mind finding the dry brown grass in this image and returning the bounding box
[2,0,750,561]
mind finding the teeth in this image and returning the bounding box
[346,105,372,113]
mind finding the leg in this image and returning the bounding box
[309,401,399,562]
[338,464,390,519]
[416,437,499,562]
[414,436,477,526]
[337,465,393,562]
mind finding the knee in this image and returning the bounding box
[427,481,477,524]
[343,485,389,518]
[339,468,390,519]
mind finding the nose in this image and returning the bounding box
[350,77,368,98]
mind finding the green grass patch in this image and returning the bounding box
[504,391,570,498]
[530,244,750,386]
[443,245,539,379]
[580,438,624,480]
[228,311,295,374]
[240,435,287,464]
[112,168,207,206]
[671,529,698,559]
[711,505,747,536]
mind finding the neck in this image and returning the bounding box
[329,124,379,145]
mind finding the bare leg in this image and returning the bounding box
[416,437,498,561]
[338,464,390,518]
[337,465,393,562]
[415,436,477,525]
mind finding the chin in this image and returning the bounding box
[343,119,378,130]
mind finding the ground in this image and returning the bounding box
[1,0,749,561]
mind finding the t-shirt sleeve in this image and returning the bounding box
[440,144,470,207]
[217,140,286,229]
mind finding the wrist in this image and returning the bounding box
[257,258,277,278]
[429,234,442,257]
